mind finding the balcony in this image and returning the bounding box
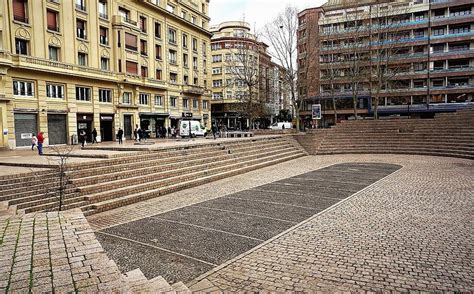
[75,4,86,12]
[112,15,139,30]
[182,85,205,95]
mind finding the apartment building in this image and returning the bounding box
[210,21,289,130]
[297,0,474,127]
[0,0,211,149]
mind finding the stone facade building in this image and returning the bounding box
[0,0,212,149]
[297,0,474,127]
[210,21,290,130]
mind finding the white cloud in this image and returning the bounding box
[209,0,327,32]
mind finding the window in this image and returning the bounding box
[154,95,163,106]
[139,16,147,33]
[193,77,198,85]
[118,7,130,20]
[13,0,28,23]
[76,86,91,101]
[141,66,148,78]
[156,69,162,80]
[155,44,162,60]
[184,75,189,84]
[75,0,86,11]
[212,80,222,87]
[183,53,188,67]
[98,0,108,19]
[168,28,176,44]
[212,92,223,99]
[170,96,177,107]
[212,67,222,75]
[139,93,149,105]
[99,89,112,103]
[212,54,222,63]
[47,10,59,31]
[202,41,207,55]
[140,39,147,56]
[181,10,187,19]
[100,57,109,70]
[182,33,188,48]
[122,92,131,104]
[46,84,64,99]
[166,4,174,13]
[191,15,197,24]
[78,52,87,66]
[99,27,108,45]
[126,61,138,74]
[192,38,198,51]
[432,27,445,36]
[202,100,208,110]
[170,72,177,83]
[169,49,177,64]
[76,19,86,39]
[192,99,198,109]
[13,80,34,97]
[48,46,59,61]
[182,98,189,109]
[154,22,161,38]
[125,33,137,51]
[15,38,28,55]
[193,57,198,70]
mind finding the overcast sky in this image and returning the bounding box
[209,0,327,32]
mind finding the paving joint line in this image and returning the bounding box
[192,205,298,224]
[95,231,217,267]
[224,196,320,211]
[149,216,266,242]
[187,164,405,288]
[248,188,350,201]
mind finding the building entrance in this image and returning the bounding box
[14,113,37,147]
[47,114,67,145]
[100,114,114,141]
[124,115,133,140]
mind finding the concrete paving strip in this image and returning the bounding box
[99,163,401,284]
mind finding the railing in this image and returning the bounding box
[13,55,114,77]
[75,4,86,11]
[123,17,137,26]
[99,12,108,19]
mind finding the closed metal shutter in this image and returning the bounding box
[47,114,67,145]
[14,113,37,147]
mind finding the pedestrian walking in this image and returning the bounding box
[31,133,38,150]
[134,125,140,142]
[79,130,86,147]
[91,128,98,144]
[212,125,217,140]
[117,128,124,144]
[37,132,44,155]
[167,126,172,138]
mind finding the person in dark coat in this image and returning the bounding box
[167,126,172,138]
[79,130,86,147]
[117,128,123,144]
[91,128,98,144]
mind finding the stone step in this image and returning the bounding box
[320,143,474,150]
[83,148,302,206]
[76,144,294,195]
[316,149,474,160]
[82,151,304,216]
[0,172,59,191]
[148,276,175,293]
[69,140,290,180]
[172,282,192,294]
[68,137,285,171]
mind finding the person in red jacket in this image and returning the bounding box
[37,132,44,155]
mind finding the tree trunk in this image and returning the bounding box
[332,97,337,124]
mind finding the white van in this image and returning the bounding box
[270,122,292,130]
[179,120,208,137]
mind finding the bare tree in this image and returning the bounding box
[43,145,76,211]
[263,6,304,130]
[224,32,264,129]
[370,1,411,119]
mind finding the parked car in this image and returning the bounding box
[270,122,293,130]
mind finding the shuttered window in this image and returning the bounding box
[13,0,28,23]
[126,61,138,74]
[99,27,108,45]
[47,10,58,31]
[125,33,137,51]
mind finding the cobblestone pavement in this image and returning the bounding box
[0,209,125,293]
[88,154,473,292]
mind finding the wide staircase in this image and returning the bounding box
[296,107,474,159]
[0,136,305,216]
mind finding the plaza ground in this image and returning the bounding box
[84,153,473,292]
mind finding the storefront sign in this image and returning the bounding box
[100,116,114,121]
[78,123,87,129]
[312,104,322,120]
[182,112,193,118]
[21,133,32,139]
